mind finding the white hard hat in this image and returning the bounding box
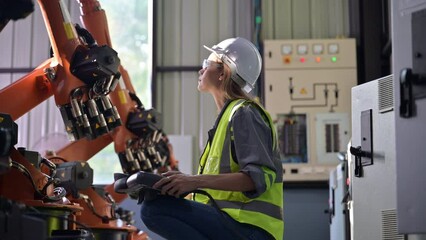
[204,37,262,93]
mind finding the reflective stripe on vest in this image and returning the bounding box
[195,99,284,240]
[215,199,283,220]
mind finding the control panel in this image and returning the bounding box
[264,38,357,182]
[264,39,356,69]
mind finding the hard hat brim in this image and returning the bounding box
[203,45,224,59]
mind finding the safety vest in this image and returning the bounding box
[194,99,284,240]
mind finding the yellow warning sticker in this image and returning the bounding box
[63,22,76,40]
[118,90,127,104]
[300,88,307,94]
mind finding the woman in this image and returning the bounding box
[140,37,283,240]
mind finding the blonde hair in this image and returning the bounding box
[220,64,253,101]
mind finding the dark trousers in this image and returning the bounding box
[140,195,273,240]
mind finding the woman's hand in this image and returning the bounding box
[153,171,256,198]
[153,171,199,198]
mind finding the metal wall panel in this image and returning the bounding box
[273,0,292,39]
[8,18,33,151]
[292,0,311,38]
[13,73,30,148]
[235,0,254,38]
[12,15,32,69]
[262,0,350,39]
[311,0,329,38]
[0,23,13,68]
[261,0,276,40]
[181,0,200,142]
[32,3,50,66]
[157,0,183,138]
[0,74,11,89]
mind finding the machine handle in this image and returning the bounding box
[400,68,426,118]
[350,146,366,178]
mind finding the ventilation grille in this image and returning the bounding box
[378,75,394,113]
[381,209,405,240]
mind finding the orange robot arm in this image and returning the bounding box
[0,59,53,121]
[1,1,145,239]
[76,0,178,175]
[72,1,180,218]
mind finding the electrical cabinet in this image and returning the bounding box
[264,39,357,181]
[329,159,350,240]
[349,75,404,240]
[392,0,426,235]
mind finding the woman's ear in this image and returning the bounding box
[219,71,225,81]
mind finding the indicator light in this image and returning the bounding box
[256,16,262,24]
[331,56,337,62]
[315,57,321,63]
[283,56,291,64]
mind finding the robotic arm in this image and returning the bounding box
[76,0,177,172]
[74,0,179,202]
[52,2,178,238]
[56,0,177,172]
[41,0,122,142]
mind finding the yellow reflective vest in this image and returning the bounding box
[194,99,284,240]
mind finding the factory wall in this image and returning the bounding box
[261,0,350,39]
